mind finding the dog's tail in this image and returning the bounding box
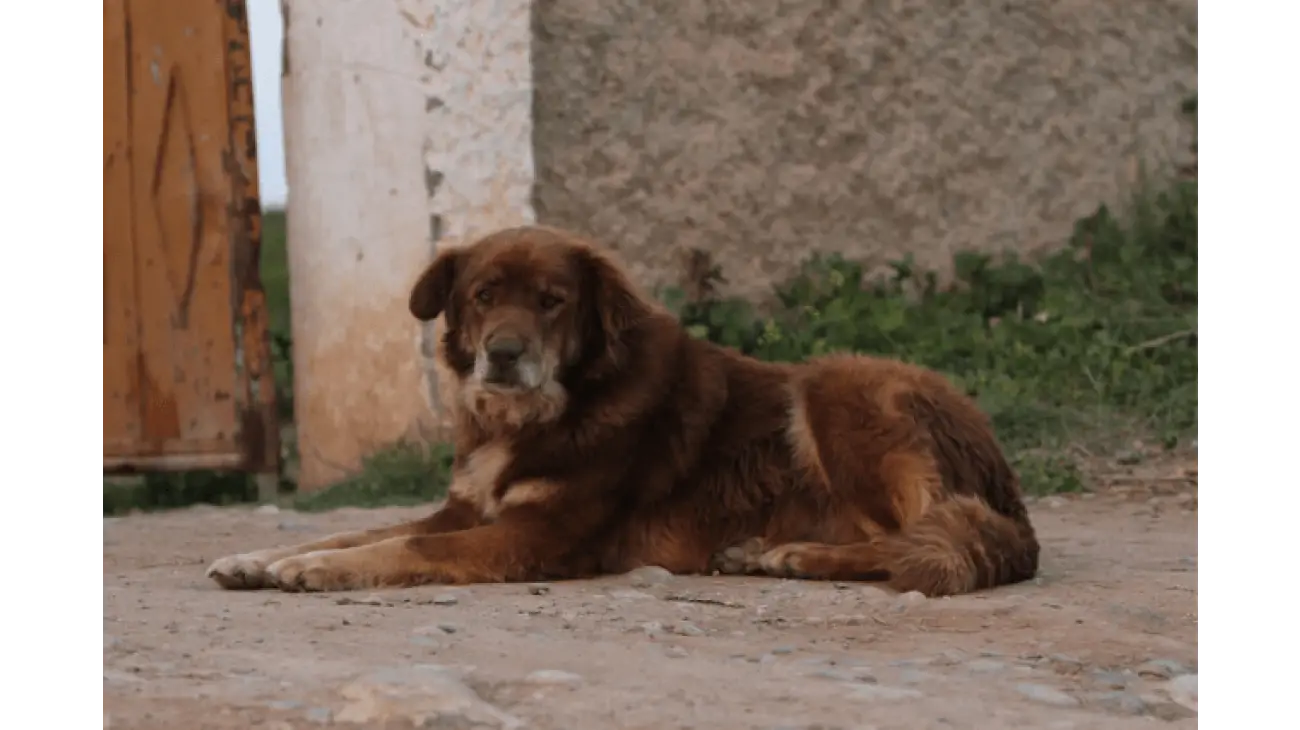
[876,495,1040,597]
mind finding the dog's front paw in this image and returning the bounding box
[710,537,769,575]
[266,551,367,593]
[207,552,275,590]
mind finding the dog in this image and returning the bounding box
[207,225,1039,596]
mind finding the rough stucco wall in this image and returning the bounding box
[283,0,534,491]
[533,0,1198,300]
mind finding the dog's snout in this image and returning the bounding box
[485,333,527,365]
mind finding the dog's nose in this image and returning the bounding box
[485,334,526,365]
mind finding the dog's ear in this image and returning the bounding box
[409,248,464,322]
[575,245,652,373]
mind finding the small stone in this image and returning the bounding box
[610,589,655,601]
[523,669,583,687]
[255,504,281,514]
[1165,673,1197,712]
[640,621,664,636]
[437,623,459,634]
[672,621,706,637]
[966,659,1006,673]
[1089,669,1134,689]
[1016,683,1079,707]
[1044,497,1067,509]
[891,591,927,612]
[848,683,924,701]
[1048,654,1084,675]
[665,646,689,659]
[1092,691,1148,715]
[1136,658,1188,679]
[859,586,893,603]
[527,583,550,596]
[431,592,460,606]
[627,565,674,587]
[267,700,303,711]
[771,646,795,655]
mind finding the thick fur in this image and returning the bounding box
[208,226,1039,597]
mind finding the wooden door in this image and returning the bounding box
[104,0,278,473]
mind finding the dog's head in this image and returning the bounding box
[409,226,653,427]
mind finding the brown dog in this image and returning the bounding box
[207,226,1039,596]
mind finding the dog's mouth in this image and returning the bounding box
[476,357,547,394]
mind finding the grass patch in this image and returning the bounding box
[661,176,1196,494]
[106,98,1195,511]
[292,442,455,513]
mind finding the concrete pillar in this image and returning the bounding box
[281,0,535,491]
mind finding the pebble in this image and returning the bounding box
[334,665,523,728]
[859,586,893,603]
[523,669,583,687]
[891,591,927,612]
[436,623,459,634]
[431,592,460,606]
[1089,669,1134,689]
[1016,683,1079,707]
[1048,654,1084,675]
[1092,691,1149,715]
[672,621,706,637]
[610,589,655,601]
[640,621,665,636]
[771,646,795,655]
[255,504,281,515]
[627,565,674,587]
[337,594,390,607]
[267,700,303,711]
[848,683,924,701]
[1044,497,1067,509]
[526,583,550,596]
[1166,673,1197,711]
[665,646,689,659]
[1136,658,1188,679]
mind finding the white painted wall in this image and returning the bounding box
[280,0,536,490]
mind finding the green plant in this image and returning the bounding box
[292,441,455,512]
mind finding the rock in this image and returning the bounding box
[523,669,583,688]
[437,623,459,634]
[1044,496,1067,509]
[848,683,925,701]
[1092,691,1149,716]
[334,665,523,728]
[859,586,893,603]
[1088,669,1134,689]
[1165,673,1197,712]
[891,591,927,612]
[665,646,689,659]
[1136,658,1188,679]
[639,621,665,636]
[627,565,674,587]
[1015,683,1079,707]
[255,504,281,515]
[336,594,390,607]
[527,583,550,596]
[770,646,795,655]
[1048,654,1084,675]
[610,589,655,601]
[267,700,304,711]
[431,592,460,606]
[672,621,706,637]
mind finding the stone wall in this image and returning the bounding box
[533,0,1197,300]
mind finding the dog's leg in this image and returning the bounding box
[744,496,1039,596]
[206,498,481,590]
[264,514,561,592]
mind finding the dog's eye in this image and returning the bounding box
[474,288,492,305]
[540,293,564,311]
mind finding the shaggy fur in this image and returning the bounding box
[207,226,1039,597]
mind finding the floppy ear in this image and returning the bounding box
[575,246,652,372]
[409,248,463,322]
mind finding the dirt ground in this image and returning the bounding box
[104,485,1197,730]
